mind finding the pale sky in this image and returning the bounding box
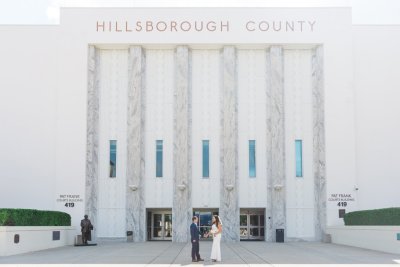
[0,0,400,25]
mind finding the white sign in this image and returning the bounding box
[56,194,83,208]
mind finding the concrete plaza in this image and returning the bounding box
[0,241,399,265]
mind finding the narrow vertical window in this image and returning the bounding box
[109,140,117,178]
[249,140,256,177]
[295,140,303,177]
[202,140,209,178]
[156,140,163,177]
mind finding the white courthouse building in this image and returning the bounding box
[0,7,399,242]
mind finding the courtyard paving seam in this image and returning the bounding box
[238,243,273,266]
[145,242,177,265]
[224,242,250,266]
[170,242,189,265]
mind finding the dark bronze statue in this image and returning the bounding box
[80,215,93,244]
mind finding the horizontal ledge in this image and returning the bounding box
[286,207,315,209]
[95,43,321,50]
[327,226,400,231]
[0,226,76,232]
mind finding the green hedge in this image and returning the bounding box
[0,209,71,226]
[344,207,400,226]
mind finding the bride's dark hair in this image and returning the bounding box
[213,215,220,227]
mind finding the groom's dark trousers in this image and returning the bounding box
[190,223,201,260]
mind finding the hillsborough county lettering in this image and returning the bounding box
[95,20,316,33]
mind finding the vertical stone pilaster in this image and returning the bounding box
[86,45,100,238]
[265,51,273,241]
[312,45,326,241]
[266,46,286,241]
[173,46,192,242]
[220,46,239,242]
[126,46,146,242]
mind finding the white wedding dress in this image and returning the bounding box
[210,224,222,261]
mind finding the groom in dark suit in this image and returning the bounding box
[190,216,204,262]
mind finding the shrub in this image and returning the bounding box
[344,207,400,226]
[0,209,71,226]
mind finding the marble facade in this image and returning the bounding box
[312,46,327,241]
[86,45,326,242]
[85,45,100,238]
[172,46,192,242]
[266,46,286,241]
[220,46,240,241]
[126,46,146,242]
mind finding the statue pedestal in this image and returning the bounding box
[74,243,97,247]
[74,234,97,246]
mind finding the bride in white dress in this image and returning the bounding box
[208,215,222,262]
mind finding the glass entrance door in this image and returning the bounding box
[193,209,218,240]
[150,211,172,240]
[240,209,265,240]
[164,214,172,239]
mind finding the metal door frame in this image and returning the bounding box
[240,209,265,241]
[150,210,172,241]
[193,209,219,240]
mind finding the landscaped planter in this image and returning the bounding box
[326,226,400,254]
[0,226,76,256]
